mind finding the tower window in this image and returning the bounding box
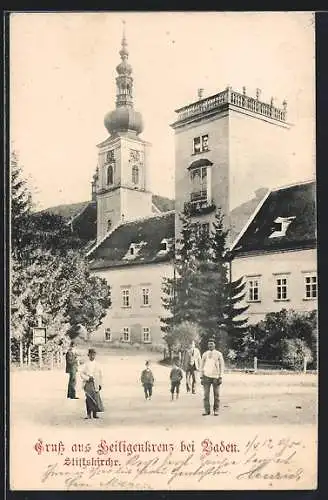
[106,150,115,163]
[107,165,114,185]
[132,165,139,185]
[107,219,112,231]
[193,135,209,154]
[190,166,207,201]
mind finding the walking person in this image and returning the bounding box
[170,358,183,400]
[200,338,224,416]
[140,360,154,400]
[182,340,201,394]
[65,341,79,399]
[80,348,104,419]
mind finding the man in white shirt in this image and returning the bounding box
[80,348,104,419]
[200,338,224,416]
[182,340,202,394]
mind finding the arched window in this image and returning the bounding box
[132,165,139,185]
[107,219,112,231]
[107,165,114,185]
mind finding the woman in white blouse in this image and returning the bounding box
[80,348,104,419]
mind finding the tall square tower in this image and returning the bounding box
[171,87,291,244]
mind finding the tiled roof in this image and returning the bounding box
[41,194,174,244]
[89,211,175,270]
[228,188,269,245]
[232,181,316,254]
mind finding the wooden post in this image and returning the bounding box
[38,345,43,369]
[254,356,258,373]
[19,339,23,367]
[303,357,307,374]
[27,345,31,367]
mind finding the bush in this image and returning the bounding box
[280,338,313,370]
[236,309,317,367]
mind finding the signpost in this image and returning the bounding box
[33,301,47,369]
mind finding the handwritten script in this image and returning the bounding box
[38,435,306,490]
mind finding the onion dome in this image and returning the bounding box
[104,107,143,135]
[104,22,144,136]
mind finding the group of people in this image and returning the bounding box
[65,337,225,419]
[141,338,225,416]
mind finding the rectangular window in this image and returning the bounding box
[122,327,130,343]
[106,150,115,163]
[276,276,288,300]
[304,274,317,299]
[104,328,111,342]
[190,166,207,201]
[193,137,201,154]
[202,134,209,151]
[142,327,151,344]
[121,288,130,307]
[141,287,151,306]
[193,135,209,154]
[247,278,260,302]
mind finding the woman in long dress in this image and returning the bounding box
[80,348,104,419]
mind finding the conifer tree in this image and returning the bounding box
[161,209,249,355]
[161,213,202,349]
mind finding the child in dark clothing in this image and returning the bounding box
[170,359,183,400]
[140,360,154,400]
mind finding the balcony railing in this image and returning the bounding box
[184,198,216,216]
[174,87,287,124]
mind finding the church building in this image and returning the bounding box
[43,28,317,345]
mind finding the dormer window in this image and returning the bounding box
[269,216,296,238]
[160,239,168,251]
[123,242,146,260]
[158,238,173,254]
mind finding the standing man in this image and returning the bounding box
[65,341,79,399]
[200,338,225,416]
[182,340,201,394]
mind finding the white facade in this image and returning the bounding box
[232,248,317,324]
[91,262,173,344]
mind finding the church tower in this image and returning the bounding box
[171,86,291,245]
[95,24,152,242]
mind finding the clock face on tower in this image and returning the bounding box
[129,149,144,164]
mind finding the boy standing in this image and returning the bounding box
[170,359,183,400]
[141,361,154,400]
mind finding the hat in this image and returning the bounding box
[208,338,216,344]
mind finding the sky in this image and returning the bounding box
[10,11,315,210]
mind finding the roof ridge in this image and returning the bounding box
[271,178,315,192]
